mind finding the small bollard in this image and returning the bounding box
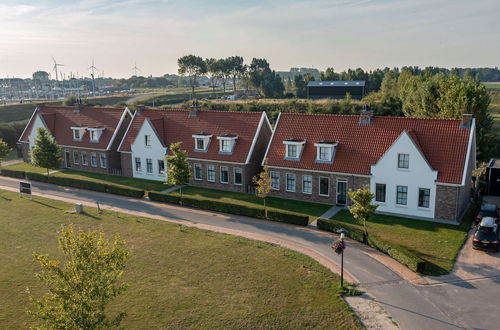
[75,203,84,214]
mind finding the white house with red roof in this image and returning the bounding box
[263,110,476,222]
[18,103,133,174]
[118,105,272,192]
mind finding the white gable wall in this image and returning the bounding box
[130,119,167,181]
[28,114,49,149]
[370,131,438,219]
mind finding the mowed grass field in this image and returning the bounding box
[0,189,360,329]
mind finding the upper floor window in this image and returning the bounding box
[314,141,338,163]
[145,135,151,147]
[71,127,86,141]
[217,135,238,154]
[283,139,305,160]
[192,133,212,152]
[88,128,104,143]
[398,153,409,169]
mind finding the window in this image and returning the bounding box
[375,183,386,203]
[135,157,142,172]
[220,166,229,183]
[221,140,231,152]
[146,158,153,174]
[234,168,242,185]
[73,129,81,141]
[319,177,329,196]
[283,140,305,160]
[287,145,298,158]
[302,175,312,194]
[418,188,430,208]
[207,165,215,182]
[319,147,330,161]
[286,174,296,192]
[99,154,107,169]
[145,135,151,147]
[73,151,79,165]
[193,134,212,152]
[194,163,202,180]
[196,138,205,150]
[90,131,98,142]
[158,160,165,174]
[398,153,409,169]
[270,172,280,190]
[82,153,88,166]
[396,185,408,205]
[90,153,97,167]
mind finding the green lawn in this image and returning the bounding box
[484,82,500,91]
[1,162,49,174]
[331,209,473,275]
[2,149,20,162]
[169,186,331,223]
[0,189,360,329]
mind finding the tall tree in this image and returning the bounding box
[253,159,273,218]
[226,56,245,93]
[177,55,207,100]
[0,138,11,167]
[29,225,130,329]
[248,58,284,98]
[31,127,62,176]
[165,142,191,204]
[294,75,307,98]
[347,186,378,243]
[205,58,222,98]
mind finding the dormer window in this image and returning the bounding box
[192,133,212,152]
[314,141,338,163]
[88,128,105,143]
[71,127,86,142]
[217,135,238,154]
[283,139,305,160]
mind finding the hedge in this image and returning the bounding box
[47,176,108,192]
[26,172,48,182]
[148,191,309,226]
[317,218,426,273]
[0,169,26,179]
[106,184,144,198]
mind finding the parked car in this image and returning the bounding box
[472,217,499,252]
[476,204,499,225]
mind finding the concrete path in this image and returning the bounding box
[161,185,185,193]
[309,205,343,227]
[0,176,499,329]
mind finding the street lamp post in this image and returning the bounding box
[332,228,348,288]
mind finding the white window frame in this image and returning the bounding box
[146,158,153,174]
[90,153,97,167]
[88,128,104,143]
[145,135,152,147]
[81,152,88,166]
[217,136,238,154]
[302,175,312,194]
[71,126,86,142]
[135,157,142,172]
[99,153,107,169]
[283,140,305,160]
[194,163,202,180]
[207,165,215,182]
[286,173,296,192]
[319,176,329,196]
[73,151,79,165]
[193,134,212,152]
[398,153,410,169]
[220,166,229,184]
[270,171,280,190]
[314,142,337,162]
[234,168,242,185]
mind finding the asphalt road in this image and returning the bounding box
[1,177,499,330]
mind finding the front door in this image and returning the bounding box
[64,151,71,168]
[337,180,347,205]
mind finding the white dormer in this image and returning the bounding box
[192,133,212,152]
[88,128,105,143]
[314,140,338,163]
[217,135,238,154]
[283,139,306,160]
[71,126,87,142]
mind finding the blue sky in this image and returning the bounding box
[1,0,499,78]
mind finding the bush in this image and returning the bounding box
[27,172,48,182]
[106,184,144,198]
[148,191,181,204]
[267,210,309,226]
[317,218,426,273]
[0,168,26,179]
[48,176,107,192]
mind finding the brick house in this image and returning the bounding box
[263,111,476,222]
[117,105,272,192]
[18,104,133,174]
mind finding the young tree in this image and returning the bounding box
[29,225,130,329]
[347,186,378,243]
[31,127,62,176]
[165,142,191,204]
[177,55,207,99]
[0,138,11,168]
[252,159,273,218]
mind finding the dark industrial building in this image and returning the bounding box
[307,80,365,100]
[486,159,500,196]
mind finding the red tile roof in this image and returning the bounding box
[266,113,472,184]
[119,108,264,163]
[19,105,127,150]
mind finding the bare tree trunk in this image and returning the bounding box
[264,198,267,218]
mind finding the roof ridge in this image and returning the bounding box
[144,108,263,114]
[281,113,463,121]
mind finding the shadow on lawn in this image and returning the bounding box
[32,199,62,210]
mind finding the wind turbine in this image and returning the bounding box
[51,56,64,81]
[131,62,140,76]
[88,59,98,96]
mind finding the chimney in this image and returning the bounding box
[189,99,201,118]
[136,105,145,115]
[74,98,83,113]
[461,114,473,129]
[359,105,374,125]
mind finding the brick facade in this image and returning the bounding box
[120,152,133,177]
[188,160,251,193]
[435,184,461,221]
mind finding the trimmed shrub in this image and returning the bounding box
[317,218,427,273]
[0,169,26,179]
[48,176,107,192]
[106,184,144,198]
[148,191,181,204]
[26,172,48,182]
[267,210,309,226]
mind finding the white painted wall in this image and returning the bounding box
[130,119,167,181]
[28,114,49,149]
[370,131,438,219]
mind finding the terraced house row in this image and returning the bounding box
[18,104,476,223]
